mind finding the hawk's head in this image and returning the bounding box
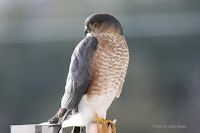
[84,13,123,35]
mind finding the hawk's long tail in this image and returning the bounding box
[49,108,68,124]
[48,108,85,133]
[48,108,70,133]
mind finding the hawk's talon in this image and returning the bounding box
[92,114,116,133]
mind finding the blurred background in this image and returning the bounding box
[0,0,200,133]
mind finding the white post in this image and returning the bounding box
[10,124,62,133]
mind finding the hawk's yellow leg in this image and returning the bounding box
[92,113,116,133]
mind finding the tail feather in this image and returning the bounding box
[48,108,71,133]
[48,108,86,133]
[49,108,68,124]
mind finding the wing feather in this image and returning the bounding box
[61,36,98,110]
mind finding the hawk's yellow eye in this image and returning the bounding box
[93,22,99,28]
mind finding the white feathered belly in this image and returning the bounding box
[62,87,116,127]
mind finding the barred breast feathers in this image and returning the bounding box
[86,31,129,99]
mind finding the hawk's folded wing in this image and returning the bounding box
[61,36,98,110]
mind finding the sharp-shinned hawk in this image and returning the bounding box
[48,13,129,133]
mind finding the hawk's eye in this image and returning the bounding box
[93,22,99,28]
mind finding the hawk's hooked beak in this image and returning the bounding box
[84,26,89,35]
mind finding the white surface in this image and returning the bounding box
[11,125,35,133]
[10,124,58,133]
